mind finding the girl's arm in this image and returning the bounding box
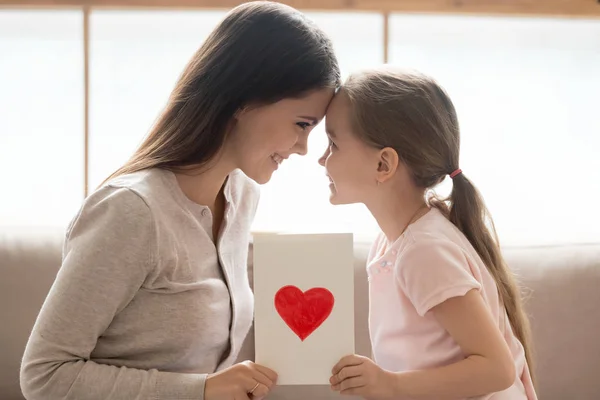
[390,288,516,399]
[332,239,517,400]
[330,289,516,400]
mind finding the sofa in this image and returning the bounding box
[1,228,599,399]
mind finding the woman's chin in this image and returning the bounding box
[253,172,274,185]
[239,161,278,185]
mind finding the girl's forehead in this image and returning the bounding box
[325,95,353,137]
[326,92,350,115]
[326,93,351,120]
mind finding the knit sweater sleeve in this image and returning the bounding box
[20,186,206,400]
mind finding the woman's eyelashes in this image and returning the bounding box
[296,121,313,130]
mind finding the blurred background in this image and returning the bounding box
[2,4,600,399]
[1,0,599,246]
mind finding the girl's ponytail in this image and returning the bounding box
[432,170,535,383]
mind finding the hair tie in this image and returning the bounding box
[449,168,462,179]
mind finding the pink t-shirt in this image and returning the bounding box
[367,208,537,400]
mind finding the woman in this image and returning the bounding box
[20,2,340,399]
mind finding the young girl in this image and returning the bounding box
[322,68,537,399]
[20,2,339,400]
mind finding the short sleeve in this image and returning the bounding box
[395,239,481,317]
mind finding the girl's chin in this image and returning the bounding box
[328,185,342,205]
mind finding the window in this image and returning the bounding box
[389,14,600,245]
[89,10,227,190]
[0,10,84,229]
[1,8,597,246]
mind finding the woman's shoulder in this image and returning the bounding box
[66,181,155,246]
[229,169,260,197]
[101,168,168,199]
[97,168,192,215]
[68,169,166,233]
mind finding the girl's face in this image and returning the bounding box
[318,93,382,205]
[228,88,334,184]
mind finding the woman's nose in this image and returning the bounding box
[292,135,308,156]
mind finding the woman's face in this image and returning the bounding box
[227,88,335,184]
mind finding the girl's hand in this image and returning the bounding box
[330,354,396,399]
[205,360,277,400]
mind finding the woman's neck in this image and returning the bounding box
[173,160,234,211]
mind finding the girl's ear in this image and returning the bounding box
[375,147,399,184]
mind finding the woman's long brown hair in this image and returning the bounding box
[102,1,340,185]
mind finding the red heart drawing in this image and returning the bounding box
[274,285,335,341]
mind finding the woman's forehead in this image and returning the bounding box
[276,87,334,116]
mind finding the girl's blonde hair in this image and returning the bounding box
[342,67,534,381]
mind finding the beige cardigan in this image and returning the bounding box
[20,168,259,399]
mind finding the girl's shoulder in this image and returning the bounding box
[403,208,466,249]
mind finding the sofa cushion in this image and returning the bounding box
[504,244,600,400]
[2,229,599,400]
[0,229,64,400]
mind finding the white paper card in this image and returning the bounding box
[253,232,354,385]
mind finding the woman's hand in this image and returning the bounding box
[330,354,396,400]
[204,360,278,400]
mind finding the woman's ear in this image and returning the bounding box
[234,107,244,120]
[375,147,399,184]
